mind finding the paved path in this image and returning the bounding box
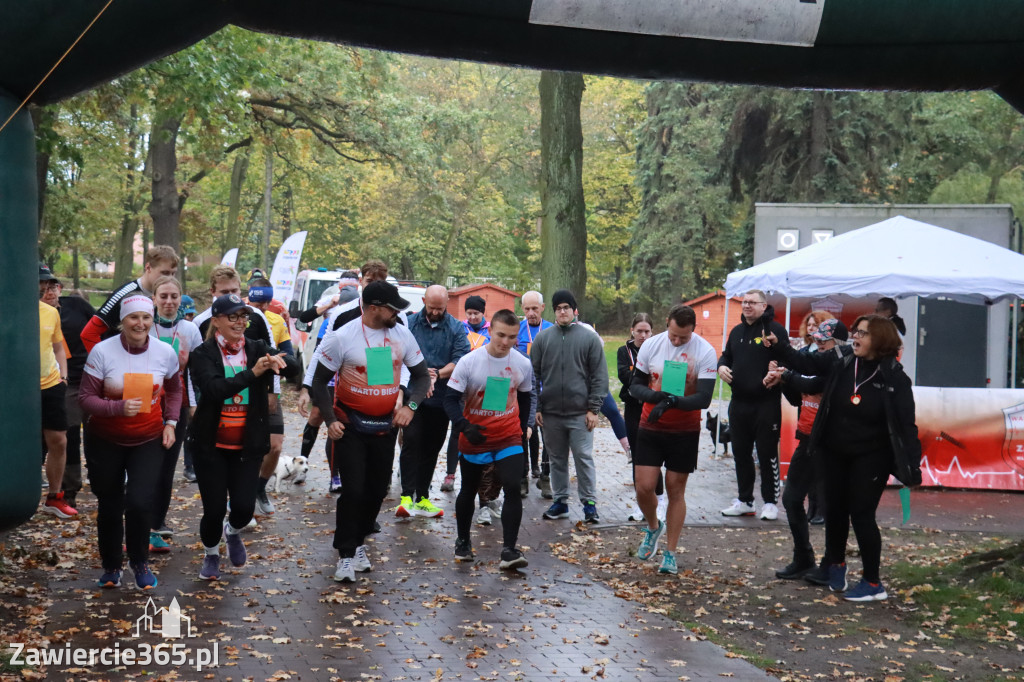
[36,402,1020,680]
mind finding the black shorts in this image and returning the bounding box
[269,398,284,435]
[42,382,69,432]
[634,429,699,474]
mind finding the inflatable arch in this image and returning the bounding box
[2,0,1023,530]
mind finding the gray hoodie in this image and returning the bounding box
[531,322,608,417]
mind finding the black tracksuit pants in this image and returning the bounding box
[193,446,261,547]
[399,404,450,500]
[332,428,398,558]
[729,398,781,505]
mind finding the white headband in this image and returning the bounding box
[120,294,154,320]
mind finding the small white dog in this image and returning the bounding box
[267,455,309,493]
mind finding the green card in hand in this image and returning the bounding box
[482,376,512,411]
[662,360,688,396]
[365,347,394,386]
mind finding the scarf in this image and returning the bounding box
[156,309,184,328]
[215,332,245,356]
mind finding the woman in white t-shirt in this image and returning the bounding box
[79,294,181,590]
[147,275,203,554]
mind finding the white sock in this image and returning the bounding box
[224,523,241,536]
[204,545,220,556]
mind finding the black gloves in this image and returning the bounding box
[651,390,671,404]
[648,396,677,423]
[463,423,487,445]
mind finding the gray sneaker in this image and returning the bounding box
[537,475,553,499]
[223,522,247,567]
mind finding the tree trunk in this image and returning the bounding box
[225,150,250,250]
[114,104,142,285]
[433,208,462,283]
[281,184,293,240]
[539,71,587,318]
[72,246,80,290]
[148,111,181,252]
[262,150,273,270]
[29,106,50,235]
[808,91,828,202]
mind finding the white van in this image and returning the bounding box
[288,268,426,373]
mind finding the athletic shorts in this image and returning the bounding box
[634,429,699,474]
[269,397,284,435]
[41,382,69,432]
[461,444,523,466]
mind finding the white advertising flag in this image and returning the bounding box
[269,231,307,307]
[220,248,238,268]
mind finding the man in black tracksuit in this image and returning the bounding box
[717,290,788,520]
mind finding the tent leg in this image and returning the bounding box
[1013,299,1019,388]
[715,295,730,456]
[784,297,791,340]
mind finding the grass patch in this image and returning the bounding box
[678,620,778,669]
[889,536,1024,641]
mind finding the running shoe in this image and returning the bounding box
[396,495,414,517]
[440,474,456,492]
[759,503,779,521]
[520,478,529,498]
[149,532,171,554]
[844,579,888,602]
[129,561,158,590]
[42,492,78,519]
[182,467,197,483]
[329,474,342,494]
[454,538,474,562]
[499,547,528,570]
[154,524,174,538]
[656,495,668,522]
[333,558,355,582]
[411,498,444,518]
[828,563,848,593]
[199,555,220,581]
[720,499,755,516]
[255,489,275,516]
[628,504,645,522]
[353,545,372,572]
[583,501,600,524]
[475,506,492,526]
[637,520,665,560]
[224,522,247,567]
[542,501,569,519]
[658,549,678,575]
[97,569,122,588]
[537,475,553,499]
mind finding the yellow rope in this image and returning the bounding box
[0,0,115,137]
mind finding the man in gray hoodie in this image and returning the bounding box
[531,289,608,523]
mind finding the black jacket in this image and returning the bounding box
[616,341,642,407]
[187,338,300,459]
[773,343,922,486]
[718,307,789,402]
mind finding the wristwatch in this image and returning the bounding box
[408,401,418,411]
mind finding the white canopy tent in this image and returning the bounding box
[718,215,1024,401]
[724,215,1024,304]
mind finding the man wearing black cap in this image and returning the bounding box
[310,280,432,583]
[462,295,490,350]
[530,288,608,523]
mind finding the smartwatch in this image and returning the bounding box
[408,401,418,412]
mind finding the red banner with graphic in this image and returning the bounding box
[781,387,1024,491]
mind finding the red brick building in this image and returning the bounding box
[683,290,744,356]
[447,283,521,321]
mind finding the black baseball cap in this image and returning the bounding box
[39,262,60,283]
[362,280,409,311]
[211,293,249,317]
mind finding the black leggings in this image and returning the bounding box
[625,401,663,496]
[822,447,891,583]
[399,404,450,500]
[153,406,189,529]
[456,451,524,550]
[193,446,261,548]
[332,429,398,558]
[84,430,163,570]
[781,439,819,561]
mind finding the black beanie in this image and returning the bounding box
[465,295,486,313]
[552,289,577,311]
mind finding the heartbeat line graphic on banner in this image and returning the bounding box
[920,454,1024,485]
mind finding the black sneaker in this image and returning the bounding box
[370,520,382,534]
[499,547,528,570]
[454,538,474,562]
[519,478,529,498]
[183,467,197,483]
[776,556,815,580]
[804,564,830,586]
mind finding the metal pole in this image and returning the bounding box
[715,293,730,433]
[784,297,791,342]
[1012,299,1019,388]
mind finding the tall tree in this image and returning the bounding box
[539,71,587,314]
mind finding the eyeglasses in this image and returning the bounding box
[741,300,764,307]
[225,312,250,323]
[851,329,870,338]
[554,305,574,313]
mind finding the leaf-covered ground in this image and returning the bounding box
[552,523,1024,681]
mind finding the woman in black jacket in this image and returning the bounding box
[767,314,921,602]
[187,294,300,581]
[616,313,663,522]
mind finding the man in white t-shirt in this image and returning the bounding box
[629,304,717,576]
[309,281,431,583]
[443,309,536,569]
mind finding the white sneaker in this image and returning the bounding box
[656,495,668,522]
[627,504,645,522]
[353,545,372,572]
[721,499,756,517]
[475,507,492,526]
[243,517,258,531]
[759,502,779,521]
[333,558,355,582]
[486,500,502,518]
